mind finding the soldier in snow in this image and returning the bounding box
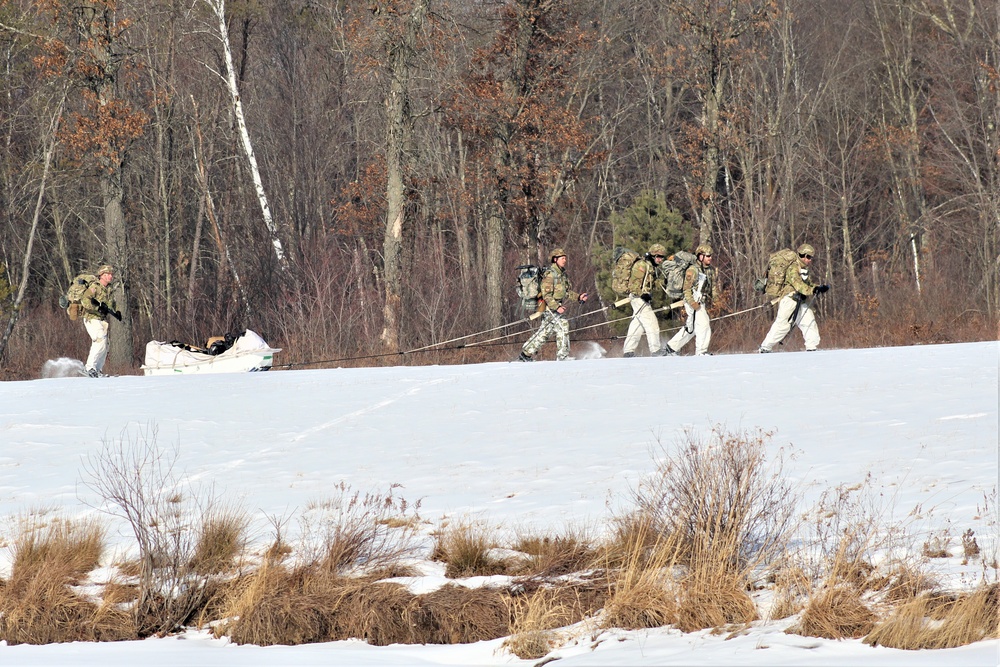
[663,243,716,356]
[622,243,668,358]
[519,248,589,362]
[81,265,121,378]
[759,243,829,353]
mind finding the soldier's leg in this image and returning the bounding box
[554,316,571,360]
[84,319,110,372]
[622,297,645,355]
[637,302,662,353]
[694,310,712,355]
[666,304,696,352]
[760,295,796,351]
[797,305,820,351]
[522,313,555,356]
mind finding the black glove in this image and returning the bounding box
[98,303,109,316]
[111,309,122,321]
[640,293,652,303]
[815,284,830,294]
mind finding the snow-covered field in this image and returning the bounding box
[0,341,997,666]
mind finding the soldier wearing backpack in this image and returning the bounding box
[662,243,716,356]
[622,243,668,358]
[758,243,829,353]
[80,265,121,377]
[519,248,588,362]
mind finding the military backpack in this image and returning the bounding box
[610,247,642,297]
[759,248,798,299]
[60,273,98,320]
[659,251,698,300]
[514,264,544,313]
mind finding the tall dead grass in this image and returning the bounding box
[0,514,135,643]
[601,427,797,631]
[865,585,1000,649]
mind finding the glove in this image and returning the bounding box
[111,309,122,321]
[815,284,830,294]
[640,293,652,303]
[98,303,109,316]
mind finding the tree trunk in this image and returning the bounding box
[380,0,429,353]
[208,0,292,277]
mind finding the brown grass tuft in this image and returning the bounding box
[0,515,135,644]
[511,529,596,577]
[190,506,249,574]
[433,522,510,578]
[792,585,877,639]
[865,584,1000,649]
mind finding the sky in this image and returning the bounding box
[0,340,997,666]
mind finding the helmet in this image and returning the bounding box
[648,243,666,256]
[797,243,815,257]
[549,247,567,261]
[97,264,115,276]
[695,243,713,257]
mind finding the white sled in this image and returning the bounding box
[140,330,280,376]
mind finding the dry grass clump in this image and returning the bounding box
[0,515,135,644]
[190,506,249,574]
[792,585,877,639]
[601,427,796,632]
[433,521,510,578]
[503,587,577,659]
[511,529,596,577]
[865,584,1000,649]
[299,483,422,576]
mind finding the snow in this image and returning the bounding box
[1,341,998,666]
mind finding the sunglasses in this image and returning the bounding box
[652,254,665,259]
[799,253,813,259]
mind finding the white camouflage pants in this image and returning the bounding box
[623,295,661,355]
[522,310,571,360]
[84,317,110,372]
[667,303,712,355]
[760,294,820,351]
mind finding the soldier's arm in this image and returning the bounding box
[785,262,814,297]
[682,266,699,307]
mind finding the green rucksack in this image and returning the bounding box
[611,247,642,297]
[61,273,97,320]
[514,264,544,313]
[659,251,697,300]
[761,248,798,299]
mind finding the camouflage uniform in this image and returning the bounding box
[623,245,664,356]
[521,255,582,361]
[82,266,118,375]
[665,246,715,356]
[759,245,821,352]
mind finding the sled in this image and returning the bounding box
[140,330,280,376]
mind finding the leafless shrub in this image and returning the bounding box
[0,514,135,643]
[961,529,980,561]
[79,423,229,636]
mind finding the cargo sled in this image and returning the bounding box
[140,330,280,376]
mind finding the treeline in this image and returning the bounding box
[0,0,996,374]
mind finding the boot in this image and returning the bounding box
[518,351,533,362]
